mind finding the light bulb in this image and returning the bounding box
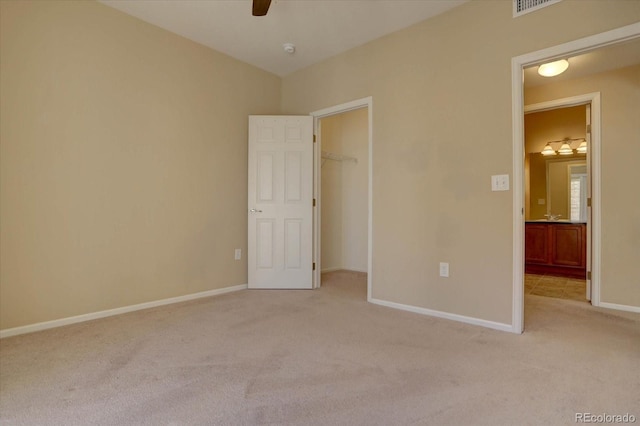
[538,59,569,77]
[541,144,557,156]
[558,142,573,155]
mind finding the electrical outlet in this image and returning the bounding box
[439,262,449,277]
[234,249,241,260]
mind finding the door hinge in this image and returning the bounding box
[586,124,592,134]
[313,198,316,207]
[313,134,316,143]
[313,262,316,271]
[587,271,591,280]
[587,197,592,207]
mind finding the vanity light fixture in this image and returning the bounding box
[541,143,557,156]
[538,59,569,77]
[576,140,588,154]
[540,137,587,156]
[558,142,574,155]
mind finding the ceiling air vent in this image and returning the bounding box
[513,0,562,17]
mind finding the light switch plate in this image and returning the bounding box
[491,174,510,191]
[439,262,449,277]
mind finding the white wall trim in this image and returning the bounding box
[598,302,640,314]
[343,267,368,274]
[0,284,247,339]
[311,96,373,303]
[370,298,513,333]
[511,22,640,333]
[321,267,369,274]
[523,93,600,113]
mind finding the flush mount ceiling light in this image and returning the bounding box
[283,43,296,54]
[538,59,569,77]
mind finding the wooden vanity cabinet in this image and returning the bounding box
[525,222,586,278]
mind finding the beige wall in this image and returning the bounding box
[320,116,343,270]
[320,108,368,272]
[526,64,640,307]
[524,106,586,220]
[282,0,640,323]
[2,0,638,332]
[340,108,369,272]
[0,1,281,329]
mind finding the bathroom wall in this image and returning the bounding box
[524,106,586,220]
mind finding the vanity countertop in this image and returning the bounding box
[525,220,587,224]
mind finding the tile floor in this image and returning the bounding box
[524,273,587,302]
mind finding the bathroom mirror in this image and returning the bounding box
[527,153,586,221]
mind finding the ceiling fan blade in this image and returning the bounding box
[252,0,271,16]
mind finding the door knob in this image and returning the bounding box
[249,209,263,213]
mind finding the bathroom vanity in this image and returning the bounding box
[525,221,586,278]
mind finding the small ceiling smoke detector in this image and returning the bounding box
[283,43,296,54]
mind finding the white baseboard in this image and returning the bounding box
[343,267,368,273]
[0,284,247,339]
[369,298,514,333]
[597,301,640,313]
[321,267,368,274]
[321,267,342,273]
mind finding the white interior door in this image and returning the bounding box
[248,115,314,289]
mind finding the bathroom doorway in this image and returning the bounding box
[512,25,640,332]
[522,100,592,304]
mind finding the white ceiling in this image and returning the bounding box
[99,0,467,77]
[524,38,640,88]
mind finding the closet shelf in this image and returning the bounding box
[321,151,358,163]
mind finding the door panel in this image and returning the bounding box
[248,116,313,289]
[552,225,584,267]
[257,153,275,202]
[525,224,548,264]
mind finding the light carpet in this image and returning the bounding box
[1,270,638,425]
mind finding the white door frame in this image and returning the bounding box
[511,22,640,333]
[310,97,373,301]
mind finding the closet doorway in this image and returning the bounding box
[311,98,372,300]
